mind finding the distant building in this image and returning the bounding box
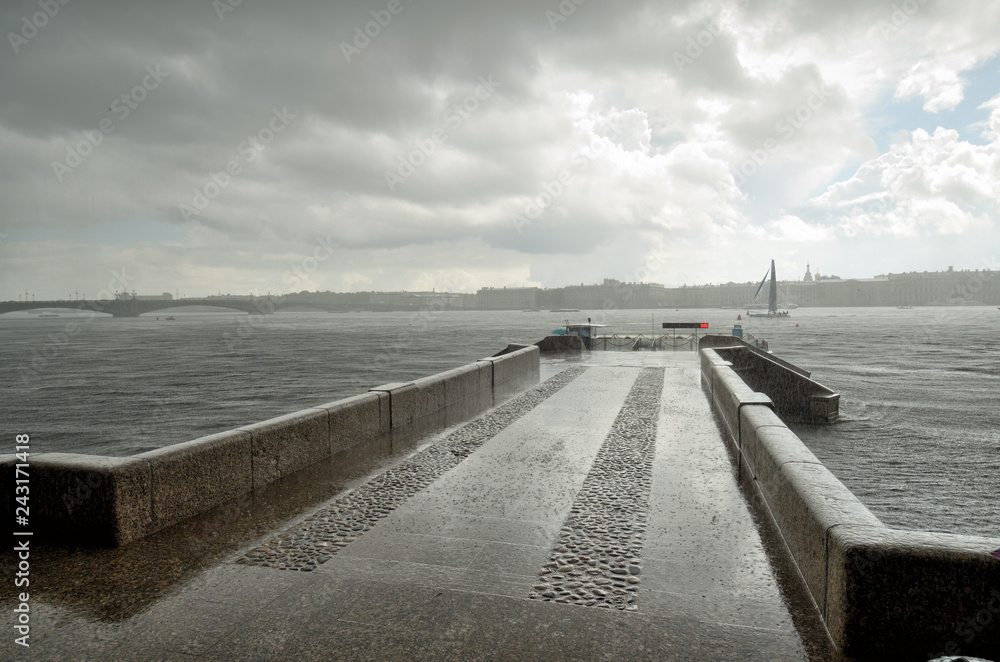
[207,294,253,300]
[477,286,540,310]
[190,267,999,312]
[115,292,173,301]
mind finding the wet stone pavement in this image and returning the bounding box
[529,367,663,611]
[3,352,840,661]
[238,366,589,571]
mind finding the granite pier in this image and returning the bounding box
[2,348,997,660]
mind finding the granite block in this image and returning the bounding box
[441,363,482,405]
[25,453,153,546]
[369,381,418,430]
[739,406,819,483]
[320,392,387,454]
[494,371,540,403]
[827,525,1000,661]
[476,359,494,392]
[374,390,390,431]
[524,344,541,370]
[390,410,447,449]
[514,346,534,375]
[483,352,519,385]
[700,348,732,386]
[412,372,447,417]
[711,365,767,445]
[241,407,330,487]
[136,429,252,531]
[770,462,883,614]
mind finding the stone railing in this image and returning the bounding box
[700,347,1000,660]
[1,346,540,547]
[699,336,840,423]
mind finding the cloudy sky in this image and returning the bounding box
[2,0,999,300]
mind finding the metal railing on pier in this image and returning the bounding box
[742,331,769,352]
[593,333,700,351]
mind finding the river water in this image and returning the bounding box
[1,306,997,538]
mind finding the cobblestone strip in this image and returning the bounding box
[237,366,589,571]
[529,367,664,610]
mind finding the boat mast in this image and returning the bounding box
[768,259,778,314]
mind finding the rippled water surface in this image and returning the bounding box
[1,306,997,537]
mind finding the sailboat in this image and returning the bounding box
[747,260,790,318]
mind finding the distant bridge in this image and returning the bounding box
[0,297,295,318]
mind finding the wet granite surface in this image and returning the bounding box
[2,353,841,660]
[237,366,587,571]
[529,367,663,610]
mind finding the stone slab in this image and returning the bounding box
[371,365,638,542]
[369,381,418,430]
[320,392,387,455]
[645,359,797,638]
[240,407,330,487]
[412,373,447,416]
[711,364,770,444]
[827,525,1000,661]
[136,429,252,531]
[476,359,494,392]
[769,461,883,614]
[20,453,153,546]
[479,354,512,385]
[739,405,821,482]
[441,363,481,405]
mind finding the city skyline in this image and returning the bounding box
[4,263,995,309]
[2,1,999,301]
[0,260,989,301]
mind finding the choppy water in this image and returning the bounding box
[1,306,997,538]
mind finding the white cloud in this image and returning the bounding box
[809,101,1000,237]
[767,214,832,242]
[894,56,978,113]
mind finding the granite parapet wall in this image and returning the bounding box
[1,346,540,547]
[701,347,1000,660]
[700,336,840,423]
